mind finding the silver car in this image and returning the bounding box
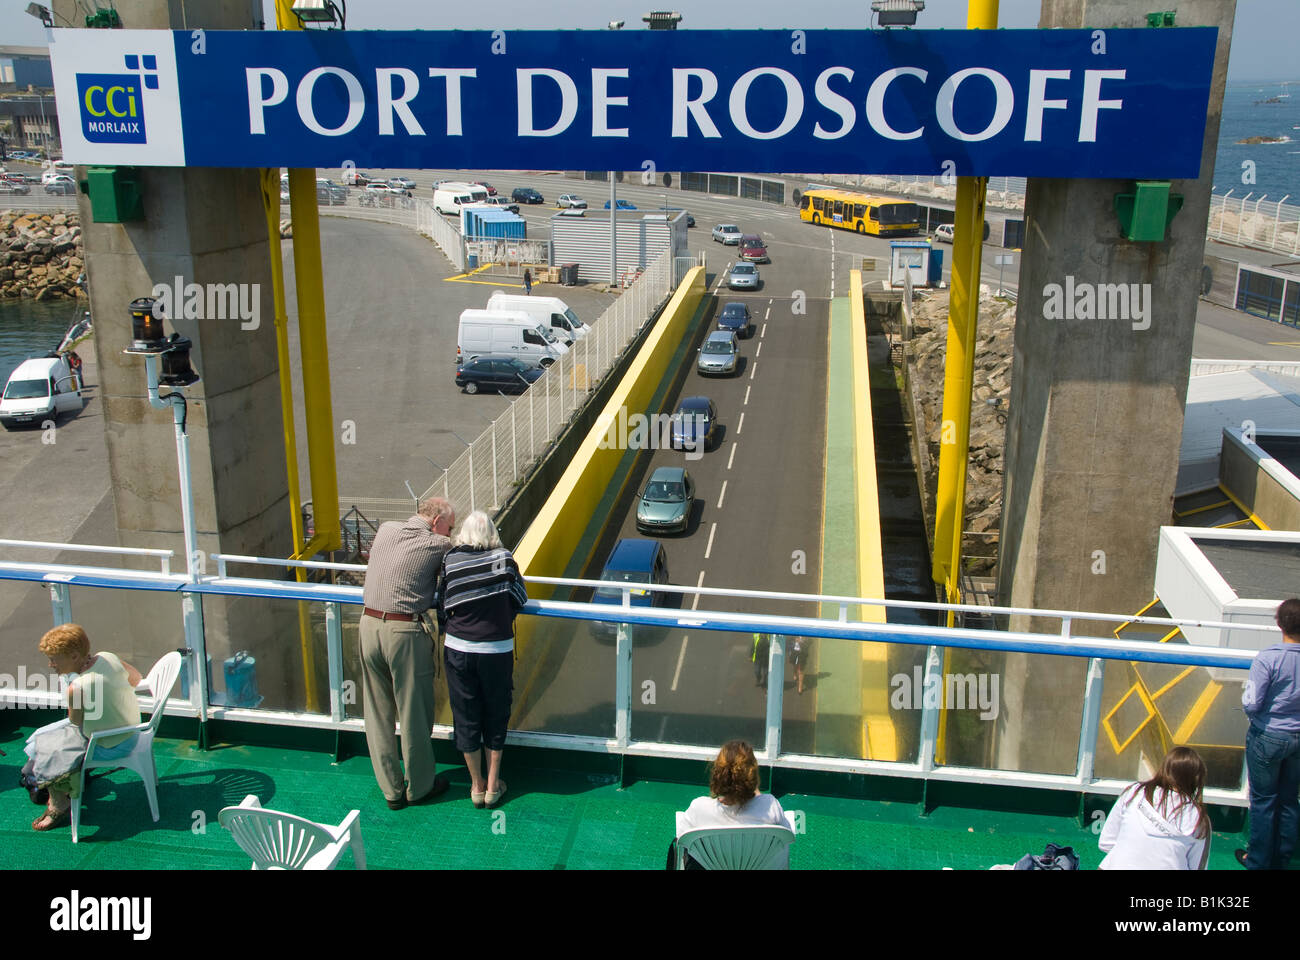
[712,224,742,244]
[727,263,760,290]
[697,331,739,376]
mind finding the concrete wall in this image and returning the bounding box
[62,0,299,707]
[1221,431,1300,531]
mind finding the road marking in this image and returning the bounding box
[830,231,835,298]
[737,412,745,434]
[672,634,690,691]
[749,360,758,380]
[717,481,728,509]
[704,522,717,559]
[727,441,737,470]
[743,385,751,405]
[755,341,762,358]
[761,323,767,338]
[691,570,705,610]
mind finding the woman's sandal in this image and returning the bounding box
[471,787,487,809]
[32,809,70,832]
[484,780,507,809]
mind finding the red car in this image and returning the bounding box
[738,235,769,263]
[474,181,497,196]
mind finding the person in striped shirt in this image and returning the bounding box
[435,511,529,809]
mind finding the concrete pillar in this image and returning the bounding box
[994,0,1235,771]
[57,1,303,709]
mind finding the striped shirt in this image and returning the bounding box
[435,546,529,643]
[362,515,451,614]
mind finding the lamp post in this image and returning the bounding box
[123,297,211,743]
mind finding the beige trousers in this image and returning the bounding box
[359,617,437,802]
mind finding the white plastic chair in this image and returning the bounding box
[674,810,797,870]
[71,650,182,843]
[218,795,367,870]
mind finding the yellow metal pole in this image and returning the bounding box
[273,0,332,711]
[933,0,998,629]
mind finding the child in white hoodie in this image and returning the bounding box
[1099,746,1211,870]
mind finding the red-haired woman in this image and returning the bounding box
[1099,746,1212,869]
[668,739,792,869]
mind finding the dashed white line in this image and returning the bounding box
[737,412,745,434]
[704,522,717,559]
[717,481,728,510]
[691,570,705,611]
[761,323,767,338]
[755,341,762,358]
[743,385,751,406]
[749,360,758,380]
[672,634,690,691]
[727,442,737,470]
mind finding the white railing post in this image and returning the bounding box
[490,421,499,509]
[326,601,344,723]
[917,644,944,773]
[511,402,518,480]
[467,442,475,513]
[1075,658,1106,784]
[615,620,632,748]
[49,582,72,625]
[764,635,785,761]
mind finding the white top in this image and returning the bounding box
[679,793,792,868]
[443,634,514,654]
[69,652,140,749]
[1098,784,1210,870]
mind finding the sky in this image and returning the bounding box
[1,0,1295,82]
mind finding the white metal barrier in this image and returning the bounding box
[1206,191,1300,256]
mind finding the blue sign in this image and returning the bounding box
[51,28,1218,177]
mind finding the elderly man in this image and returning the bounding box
[360,497,455,809]
[1239,598,1300,868]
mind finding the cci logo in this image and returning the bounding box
[77,54,159,144]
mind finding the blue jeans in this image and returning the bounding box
[1245,725,1300,869]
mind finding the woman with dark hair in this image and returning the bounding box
[667,739,792,869]
[1099,746,1211,869]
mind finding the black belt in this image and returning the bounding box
[363,607,416,622]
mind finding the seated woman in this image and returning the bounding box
[668,739,793,869]
[1099,745,1212,870]
[25,624,142,832]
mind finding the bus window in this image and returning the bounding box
[812,197,824,212]
[832,200,843,216]
[854,204,866,219]
[866,205,879,222]
[799,196,809,209]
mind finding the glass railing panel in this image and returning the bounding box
[66,585,191,699]
[1093,653,1248,792]
[197,593,329,715]
[509,610,615,738]
[934,648,1088,776]
[0,579,60,685]
[631,622,766,749]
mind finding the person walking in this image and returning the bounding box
[359,497,455,810]
[523,268,532,295]
[752,633,769,689]
[1238,597,1300,869]
[788,636,808,695]
[436,511,528,809]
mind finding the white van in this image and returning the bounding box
[458,309,569,366]
[434,181,488,215]
[0,354,83,429]
[485,293,588,343]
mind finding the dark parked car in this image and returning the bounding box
[455,356,544,395]
[44,177,76,195]
[512,187,544,204]
[590,538,671,640]
[717,302,752,338]
[671,396,718,452]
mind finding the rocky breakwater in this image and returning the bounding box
[907,287,1015,575]
[0,211,85,301]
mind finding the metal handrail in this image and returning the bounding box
[0,539,174,575]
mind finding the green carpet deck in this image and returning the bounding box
[1,723,1250,870]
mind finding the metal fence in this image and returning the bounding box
[417,247,683,514]
[1207,192,1300,256]
[282,190,466,270]
[0,192,79,214]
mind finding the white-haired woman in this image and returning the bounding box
[434,511,528,809]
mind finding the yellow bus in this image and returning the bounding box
[798,189,921,236]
